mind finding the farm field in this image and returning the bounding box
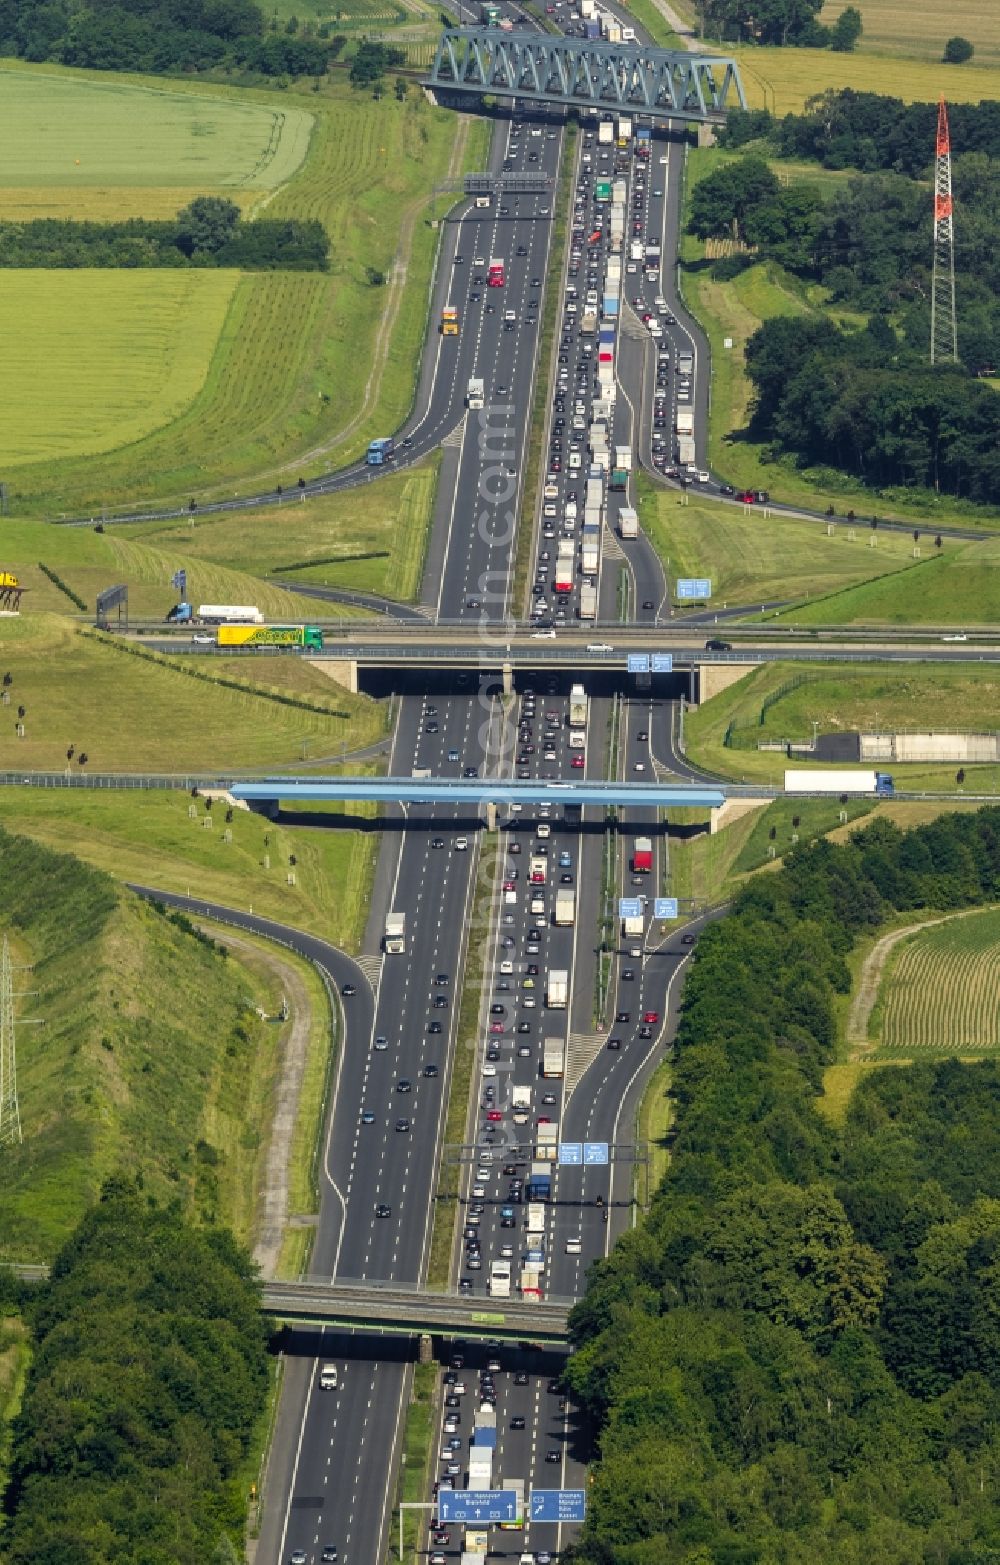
[635,473,965,612]
[0,615,387,771]
[0,790,377,953]
[685,660,1000,791]
[874,909,1000,1054]
[130,453,441,603]
[6,76,486,517]
[0,517,336,619]
[0,65,312,220]
[0,272,238,469]
[732,46,1000,114]
[774,536,1000,626]
[818,0,1000,64]
[679,151,1000,533]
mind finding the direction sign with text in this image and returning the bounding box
[530,1488,587,1523]
[627,653,650,674]
[676,578,712,600]
[651,653,674,673]
[619,897,642,919]
[558,1142,583,1165]
[584,1142,609,1165]
[439,1489,519,1524]
[654,897,679,919]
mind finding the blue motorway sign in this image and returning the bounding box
[676,578,712,600]
[439,1490,519,1524]
[651,653,674,673]
[558,1142,583,1165]
[584,1141,609,1165]
[627,653,650,674]
[530,1488,588,1524]
[619,897,642,919]
[654,897,679,919]
[171,568,187,595]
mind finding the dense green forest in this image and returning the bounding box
[2,1180,269,1562]
[564,809,1000,1562]
[0,0,331,75]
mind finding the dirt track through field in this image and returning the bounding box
[848,909,983,1053]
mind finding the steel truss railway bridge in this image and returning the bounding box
[426,28,745,123]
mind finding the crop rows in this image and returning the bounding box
[879,911,1000,1052]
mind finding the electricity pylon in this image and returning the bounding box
[0,935,21,1147]
[930,95,958,365]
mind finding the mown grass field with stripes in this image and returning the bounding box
[6,75,485,516]
[875,910,1000,1054]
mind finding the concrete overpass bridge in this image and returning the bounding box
[261,1278,571,1344]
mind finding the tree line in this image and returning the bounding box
[2,1179,270,1563]
[563,807,1000,1562]
[721,91,1000,175]
[694,0,863,50]
[0,0,333,75]
[0,197,329,270]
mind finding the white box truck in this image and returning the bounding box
[784,769,895,796]
[582,537,600,575]
[615,444,633,471]
[383,912,405,954]
[579,583,597,619]
[675,409,695,435]
[543,1035,566,1076]
[598,118,614,144]
[489,1259,512,1297]
[466,377,484,410]
[622,910,644,939]
[678,434,696,466]
[618,505,638,538]
[526,1202,546,1235]
[569,684,588,727]
[512,1084,532,1125]
[555,888,576,926]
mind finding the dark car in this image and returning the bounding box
[607,1036,622,1051]
[705,638,732,652]
[341,982,356,997]
[424,1062,440,1078]
[616,1010,631,1024]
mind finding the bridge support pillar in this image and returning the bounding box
[486,801,497,832]
[418,1333,433,1365]
[502,661,513,696]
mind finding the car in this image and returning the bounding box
[639,1025,653,1039]
[682,932,697,945]
[425,720,439,734]
[571,755,585,768]
[719,483,736,496]
[428,1020,442,1034]
[191,633,214,644]
[644,1010,660,1024]
[545,1449,561,1463]
[510,1415,527,1430]
[395,1117,411,1132]
[341,982,356,997]
[455,836,469,850]
[453,254,464,264]
[433,995,448,1009]
[320,1549,339,1563]
[424,1062,439,1078]
[375,1203,391,1218]
[447,748,460,763]
[361,1109,376,1125]
[622,968,635,981]
[607,1035,622,1051]
[616,1010,631,1023]
[942,633,968,642]
[705,638,732,652]
[373,1035,388,1051]
[290,1553,308,1565]
[431,836,445,848]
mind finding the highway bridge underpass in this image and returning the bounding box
[231,777,728,819]
[261,1279,571,1346]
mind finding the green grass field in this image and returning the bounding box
[679,150,1000,533]
[0,616,386,770]
[1,272,239,470]
[733,45,1000,114]
[636,473,961,612]
[685,660,1000,792]
[0,517,338,618]
[818,0,1000,65]
[874,909,1000,1053]
[774,536,1000,626]
[0,788,377,951]
[6,79,486,517]
[129,452,442,602]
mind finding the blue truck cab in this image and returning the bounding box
[875,772,895,797]
[366,437,395,466]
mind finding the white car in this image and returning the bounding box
[697,470,710,483]
[941,633,968,642]
[536,823,551,838]
[565,1237,582,1255]
[191,633,215,644]
[455,837,469,850]
[532,629,556,639]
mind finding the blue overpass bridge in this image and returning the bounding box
[426,29,745,124]
[229,776,728,810]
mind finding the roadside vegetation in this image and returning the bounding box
[567,807,1000,1561]
[4,73,485,515]
[870,905,1000,1055]
[131,452,441,603]
[684,660,1000,792]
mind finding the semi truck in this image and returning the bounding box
[569,684,588,727]
[527,1160,552,1200]
[466,377,484,409]
[582,535,601,575]
[512,1084,532,1125]
[555,888,576,926]
[536,1119,558,1158]
[610,466,628,492]
[678,350,694,374]
[617,115,632,141]
[546,971,568,1009]
[441,306,459,336]
[595,178,611,203]
[487,256,505,287]
[468,1449,493,1489]
[554,544,575,593]
[383,912,405,954]
[785,768,895,797]
[580,307,598,334]
[632,835,653,873]
[366,437,394,466]
[543,1034,566,1076]
[678,435,696,466]
[612,177,627,205]
[529,854,548,885]
[579,583,597,618]
[586,475,604,507]
[169,603,264,625]
[618,505,638,538]
[526,1202,546,1235]
[217,624,323,649]
[675,409,695,435]
[615,444,632,471]
[622,909,644,939]
[598,119,615,144]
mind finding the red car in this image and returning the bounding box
[487,1110,503,1122]
[739,490,756,503]
[489,1022,505,1034]
[643,1010,660,1025]
[571,756,585,768]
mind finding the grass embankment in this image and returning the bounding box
[677,147,1000,534]
[872,907,1000,1056]
[391,1362,440,1565]
[732,46,1000,114]
[685,659,1000,793]
[0,517,338,619]
[0,616,386,770]
[8,75,487,516]
[0,825,283,1260]
[512,122,577,616]
[635,1060,673,1195]
[635,471,978,616]
[0,789,375,950]
[127,452,442,603]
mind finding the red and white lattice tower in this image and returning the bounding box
[930,95,958,365]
